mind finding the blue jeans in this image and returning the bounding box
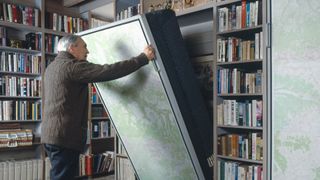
[44,144,80,180]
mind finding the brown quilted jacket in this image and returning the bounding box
[41,51,148,151]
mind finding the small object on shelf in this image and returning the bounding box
[9,39,23,48]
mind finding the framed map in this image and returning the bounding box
[79,15,204,180]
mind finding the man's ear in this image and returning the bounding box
[68,45,74,53]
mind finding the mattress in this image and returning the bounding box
[79,9,212,180]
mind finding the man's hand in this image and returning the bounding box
[144,45,155,61]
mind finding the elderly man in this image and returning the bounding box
[41,35,155,180]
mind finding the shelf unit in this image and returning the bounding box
[114,135,136,180]
[213,0,267,180]
[0,2,44,174]
[0,0,94,179]
[76,83,115,179]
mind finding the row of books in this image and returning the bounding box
[218,133,263,161]
[0,129,33,148]
[0,159,43,180]
[90,18,110,29]
[45,34,60,54]
[218,0,262,32]
[25,33,42,51]
[79,151,114,176]
[0,76,41,97]
[115,137,136,178]
[116,156,135,180]
[92,121,111,138]
[0,27,42,51]
[217,32,263,62]
[116,4,141,21]
[217,99,262,127]
[91,86,101,104]
[217,69,262,94]
[218,160,263,180]
[0,100,41,121]
[0,3,40,27]
[45,12,88,34]
[0,52,41,74]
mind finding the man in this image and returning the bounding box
[41,35,155,180]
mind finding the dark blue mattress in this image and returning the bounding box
[145,10,213,179]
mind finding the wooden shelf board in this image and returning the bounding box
[217,155,263,164]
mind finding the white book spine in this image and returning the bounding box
[8,161,14,180]
[255,33,260,60]
[45,157,51,180]
[34,9,39,27]
[20,161,27,180]
[32,160,37,180]
[26,160,33,180]
[3,162,8,180]
[252,133,257,160]
[0,101,2,121]
[0,162,3,180]
[252,100,257,127]
[53,13,58,31]
[7,4,12,22]
[255,1,259,26]
[260,31,263,59]
[37,159,43,180]
[14,162,21,180]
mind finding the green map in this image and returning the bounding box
[272,0,320,179]
[82,20,199,179]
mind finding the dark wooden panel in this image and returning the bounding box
[91,137,114,154]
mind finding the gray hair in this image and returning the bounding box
[57,35,80,52]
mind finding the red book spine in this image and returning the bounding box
[11,4,18,23]
[241,0,246,28]
[85,155,93,176]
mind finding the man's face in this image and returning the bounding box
[69,37,89,61]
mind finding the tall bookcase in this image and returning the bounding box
[78,83,115,179]
[0,1,47,179]
[0,0,113,179]
[213,0,267,180]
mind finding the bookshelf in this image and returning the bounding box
[213,0,267,180]
[0,0,45,179]
[114,135,136,180]
[77,84,115,179]
[0,0,113,179]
